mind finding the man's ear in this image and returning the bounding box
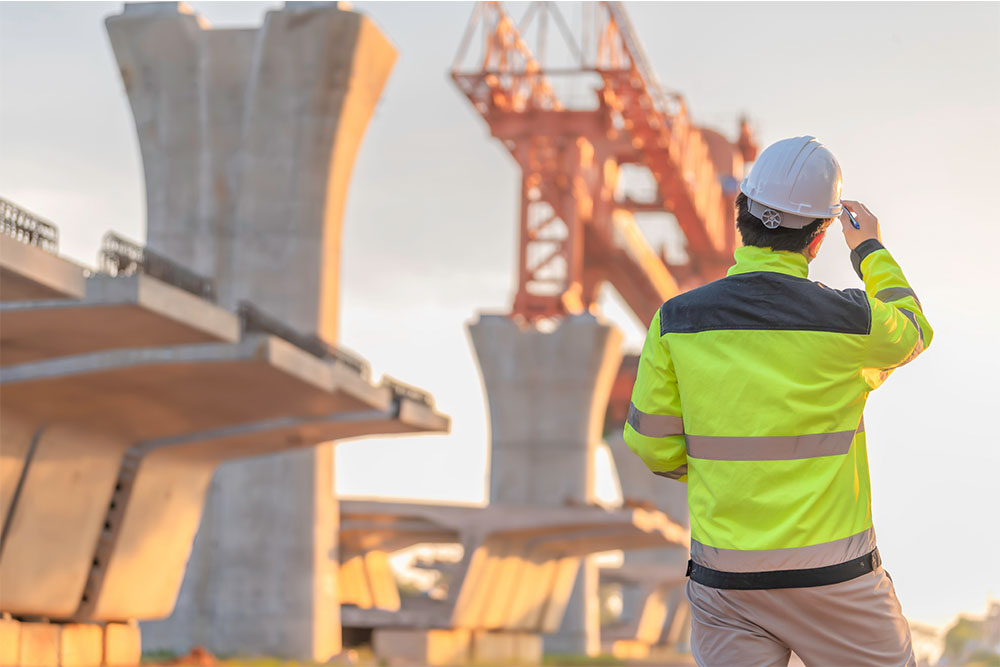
[806,230,827,260]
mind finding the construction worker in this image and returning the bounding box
[624,136,931,666]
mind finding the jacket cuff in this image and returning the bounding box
[850,239,886,279]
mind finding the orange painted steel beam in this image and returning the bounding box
[452,1,756,324]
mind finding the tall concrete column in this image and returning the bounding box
[468,314,623,655]
[107,2,395,660]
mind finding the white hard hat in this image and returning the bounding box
[740,136,843,229]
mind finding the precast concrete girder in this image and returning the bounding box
[338,500,687,638]
[0,336,448,621]
[0,273,240,366]
[341,501,688,547]
[84,394,445,622]
[0,235,86,302]
[106,3,401,656]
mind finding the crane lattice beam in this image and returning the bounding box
[452,1,757,324]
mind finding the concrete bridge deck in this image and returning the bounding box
[339,499,688,629]
[0,254,450,626]
[0,272,240,366]
[338,499,688,664]
[0,234,87,302]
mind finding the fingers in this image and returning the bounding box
[843,199,877,222]
[838,209,854,230]
[858,201,877,221]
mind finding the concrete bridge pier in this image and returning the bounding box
[607,427,690,652]
[468,313,623,655]
[106,1,397,661]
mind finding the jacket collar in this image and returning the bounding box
[726,245,809,279]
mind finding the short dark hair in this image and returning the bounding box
[735,192,828,252]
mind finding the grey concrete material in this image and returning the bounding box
[0,235,87,302]
[606,431,688,526]
[0,273,240,366]
[602,562,688,643]
[108,2,398,658]
[0,329,386,574]
[469,313,623,654]
[109,2,395,337]
[338,500,687,640]
[545,560,599,656]
[0,335,405,619]
[0,410,38,536]
[340,500,688,550]
[607,430,689,642]
[142,446,339,659]
[123,2,197,17]
[105,6,209,280]
[0,423,131,618]
[469,313,623,507]
[88,398,449,622]
[223,7,396,338]
[200,27,256,292]
[342,600,453,630]
[600,562,688,587]
[0,335,389,434]
[285,1,343,12]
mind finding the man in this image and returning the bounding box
[623,136,931,666]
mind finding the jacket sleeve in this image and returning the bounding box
[623,308,687,482]
[851,239,934,390]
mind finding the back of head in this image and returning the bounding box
[737,136,843,252]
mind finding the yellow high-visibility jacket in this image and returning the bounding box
[624,240,932,572]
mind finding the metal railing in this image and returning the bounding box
[97,232,217,301]
[382,376,433,407]
[237,301,371,378]
[1,197,59,252]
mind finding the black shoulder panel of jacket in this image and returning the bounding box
[659,272,872,335]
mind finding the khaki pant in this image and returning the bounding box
[686,567,915,667]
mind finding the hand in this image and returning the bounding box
[840,200,881,250]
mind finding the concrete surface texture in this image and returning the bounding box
[105,1,397,660]
[0,234,86,302]
[0,617,140,667]
[338,499,688,663]
[0,272,241,367]
[606,429,690,650]
[468,313,624,655]
[0,241,448,667]
[0,330,441,620]
[0,269,238,534]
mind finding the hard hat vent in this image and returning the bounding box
[761,209,782,229]
[739,135,844,226]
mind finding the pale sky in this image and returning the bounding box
[1,1,998,629]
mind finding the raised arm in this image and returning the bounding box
[842,201,934,390]
[623,308,687,481]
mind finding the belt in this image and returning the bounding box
[687,548,881,590]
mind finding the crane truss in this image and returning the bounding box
[452,1,757,324]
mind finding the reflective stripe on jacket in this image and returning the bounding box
[624,241,932,572]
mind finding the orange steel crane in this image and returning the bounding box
[452,1,757,325]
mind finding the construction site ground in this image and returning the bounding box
[141,648,696,666]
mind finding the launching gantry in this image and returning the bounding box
[451,1,756,324]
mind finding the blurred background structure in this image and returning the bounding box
[1,2,454,664]
[1,1,998,666]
